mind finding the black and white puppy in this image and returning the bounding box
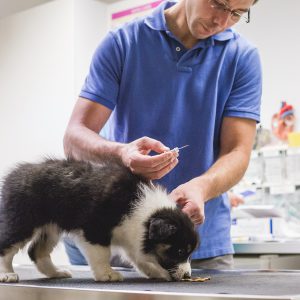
[0,158,198,283]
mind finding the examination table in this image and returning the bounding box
[1,265,300,300]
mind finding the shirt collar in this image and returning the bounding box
[144,0,234,42]
[144,0,174,31]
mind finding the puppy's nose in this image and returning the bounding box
[183,272,191,279]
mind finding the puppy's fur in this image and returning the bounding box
[0,158,198,283]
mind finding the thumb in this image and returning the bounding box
[141,137,170,153]
[169,188,184,202]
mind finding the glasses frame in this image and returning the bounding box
[208,0,251,24]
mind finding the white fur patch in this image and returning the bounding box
[111,183,175,253]
[0,223,64,282]
[72,232,123,282]
[110,183,177,280]
[173,261,191,280]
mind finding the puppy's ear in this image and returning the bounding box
[149,218,177,240]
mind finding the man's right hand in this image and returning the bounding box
[119,137,178,180]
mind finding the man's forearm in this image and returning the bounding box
[190,149,250,202]
[63,125,124,163]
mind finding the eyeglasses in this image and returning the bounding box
[208,0,251,23]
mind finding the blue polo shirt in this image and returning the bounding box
[80,1,262,259]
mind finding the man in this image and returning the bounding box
[63,0,262,269]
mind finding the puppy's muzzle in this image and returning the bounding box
[169,263,192,281]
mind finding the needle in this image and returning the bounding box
[177,145,189,150]
[171,145,189,153]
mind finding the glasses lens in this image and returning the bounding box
[231,11,242,21]
[209,0,250,23]
[211,0,229,10]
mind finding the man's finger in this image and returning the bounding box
[132,151,176,169]
[133,156,177,174]
[137,137,170,153]
[187,212,204,225]
[141,158,179,179]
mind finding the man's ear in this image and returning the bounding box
[148,218,177,240]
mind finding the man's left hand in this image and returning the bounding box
[170,182,205,225]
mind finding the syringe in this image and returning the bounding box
[171,145,189,153]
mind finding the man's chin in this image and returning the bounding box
[193,31,213,40]
[192,25,217,39]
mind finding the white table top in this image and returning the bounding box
[233,240,300,254]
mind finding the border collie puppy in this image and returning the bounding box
[0,158,198,283]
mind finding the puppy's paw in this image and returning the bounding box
[147,271,171,281]
[0,272,19,283]
[138,262,171,281]
[50,269,72,279]
[94,270,123,282]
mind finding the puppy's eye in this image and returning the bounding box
[178,249,185,256]
[187,244,191,253]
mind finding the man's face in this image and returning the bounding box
[184,0,254,39]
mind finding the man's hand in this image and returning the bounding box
[170,181,205,225]
[228,192,244,208]
[120,137,178,180]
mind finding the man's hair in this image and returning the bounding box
[253,0,259,4]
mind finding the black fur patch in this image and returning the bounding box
[0,158,148,254]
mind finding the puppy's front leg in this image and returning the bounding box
[76,239,123,282]
[136,261,171,281]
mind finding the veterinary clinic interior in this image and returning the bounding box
[1,0,300,299]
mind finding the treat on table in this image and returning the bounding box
[181,276,211,282]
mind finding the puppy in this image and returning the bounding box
[0,158,198,283]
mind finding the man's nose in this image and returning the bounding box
[212,11,231,28]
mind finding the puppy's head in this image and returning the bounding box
[143,208,199,281]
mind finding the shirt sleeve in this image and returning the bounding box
[223,46,262,122]
[79,32,123,110]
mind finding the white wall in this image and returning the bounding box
[0,0,74,177]
[0,0,108,178]
[235,0,300,131]
[109,0,153,13]
[74,0,108,94]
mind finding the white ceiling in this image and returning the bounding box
[0,0,51,19]
[99,0,121,3]
[0,0,119,19]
